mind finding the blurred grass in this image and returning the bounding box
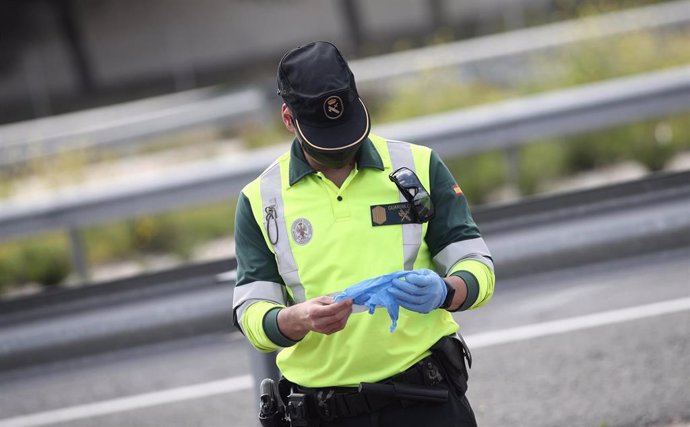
[85,200,236,265]
[0,234,70,293]
[370,80,516,123]
[1,19,690,293]
[520,113,690,198]
[522,28,690,92]
[0,201,236,294]
[0,128,228,202]
[441,112,690,205]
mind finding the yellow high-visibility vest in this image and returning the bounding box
[239,134,478,387]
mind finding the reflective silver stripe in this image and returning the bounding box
[387,140,422,271]
[259,164,306,303]
[233,280,287,309]
[433,238,494,274]
[233,281,287,334]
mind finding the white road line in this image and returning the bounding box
[1,297,688,427]
[466,297,690,349]
[0,376,252,427]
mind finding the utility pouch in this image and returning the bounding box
[430,334,472,396]
[286,393,311,427]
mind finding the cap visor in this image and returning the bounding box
[295,98,370,151]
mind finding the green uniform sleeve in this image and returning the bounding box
[234,193,297,350]
[425,151,483,251]
[234,192,283,288]
[425,151,495,310]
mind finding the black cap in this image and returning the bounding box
[277,41,370,151]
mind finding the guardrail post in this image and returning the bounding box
[338,0,364,53]
[428,0,445,30]
[68,227,90,283]
[504,146,522,198]
[502,3,525,30]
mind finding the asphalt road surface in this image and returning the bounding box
[1,248,688,427]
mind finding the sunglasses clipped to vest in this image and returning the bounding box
[389,167,435,223]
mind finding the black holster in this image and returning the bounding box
[259,378,290,427]
[429,334,472,396]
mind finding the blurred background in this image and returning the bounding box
[0,1,688,426]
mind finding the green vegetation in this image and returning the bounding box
[1,20,689,293]
[84,200,235,265]
[0,201,236,294]
[524,28,690,92]
[0,234,70,292]
[362,26,690,205]
[442,112,690,205]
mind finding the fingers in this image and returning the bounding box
[403,273,432,287]
[312,295,338,305]
[411,268,434,277]
[310,297,352,316]
[389,277,436,313]
[387,287,431,313]
[391,278,428,295]
[388,287,419,308]
[388,285,426,305]
[317,312,353,335]
[311,311,352,334]
[307,298,353,335]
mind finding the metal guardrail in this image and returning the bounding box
[3,169,688,321]
[1,0,688,168]
[1,65,688,241]
[474,168,690,233]
[0,259,235,326]
[351,0,690,82]
[377,65,690,158]
[1,169,689,372]
[0,88,267,168]
[0,66,689,280]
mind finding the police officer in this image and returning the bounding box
[233,41,495,427]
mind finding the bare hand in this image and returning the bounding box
[278,296,353,341]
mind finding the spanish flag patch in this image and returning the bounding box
[452,184,463,196]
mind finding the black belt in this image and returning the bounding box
[288,355,449,422]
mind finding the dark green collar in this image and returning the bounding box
[289,137,384,186]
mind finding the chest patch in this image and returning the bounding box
[291,218,313,245]
[370,203,416,226]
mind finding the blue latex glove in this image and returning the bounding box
[333,271,408,332]
[389,268,447,314]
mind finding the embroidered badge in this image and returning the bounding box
[452,184,463,196]
[372,206,386,225]
[291,218,313,245]
[398,206,412,222]
[323,96,344,120]
[370,203,416,226]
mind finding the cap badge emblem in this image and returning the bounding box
[324,96,344,120]
[291,218,313,245]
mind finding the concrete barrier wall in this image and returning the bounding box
[0,0,551,123]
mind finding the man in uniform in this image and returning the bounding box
[233,41,495,426]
